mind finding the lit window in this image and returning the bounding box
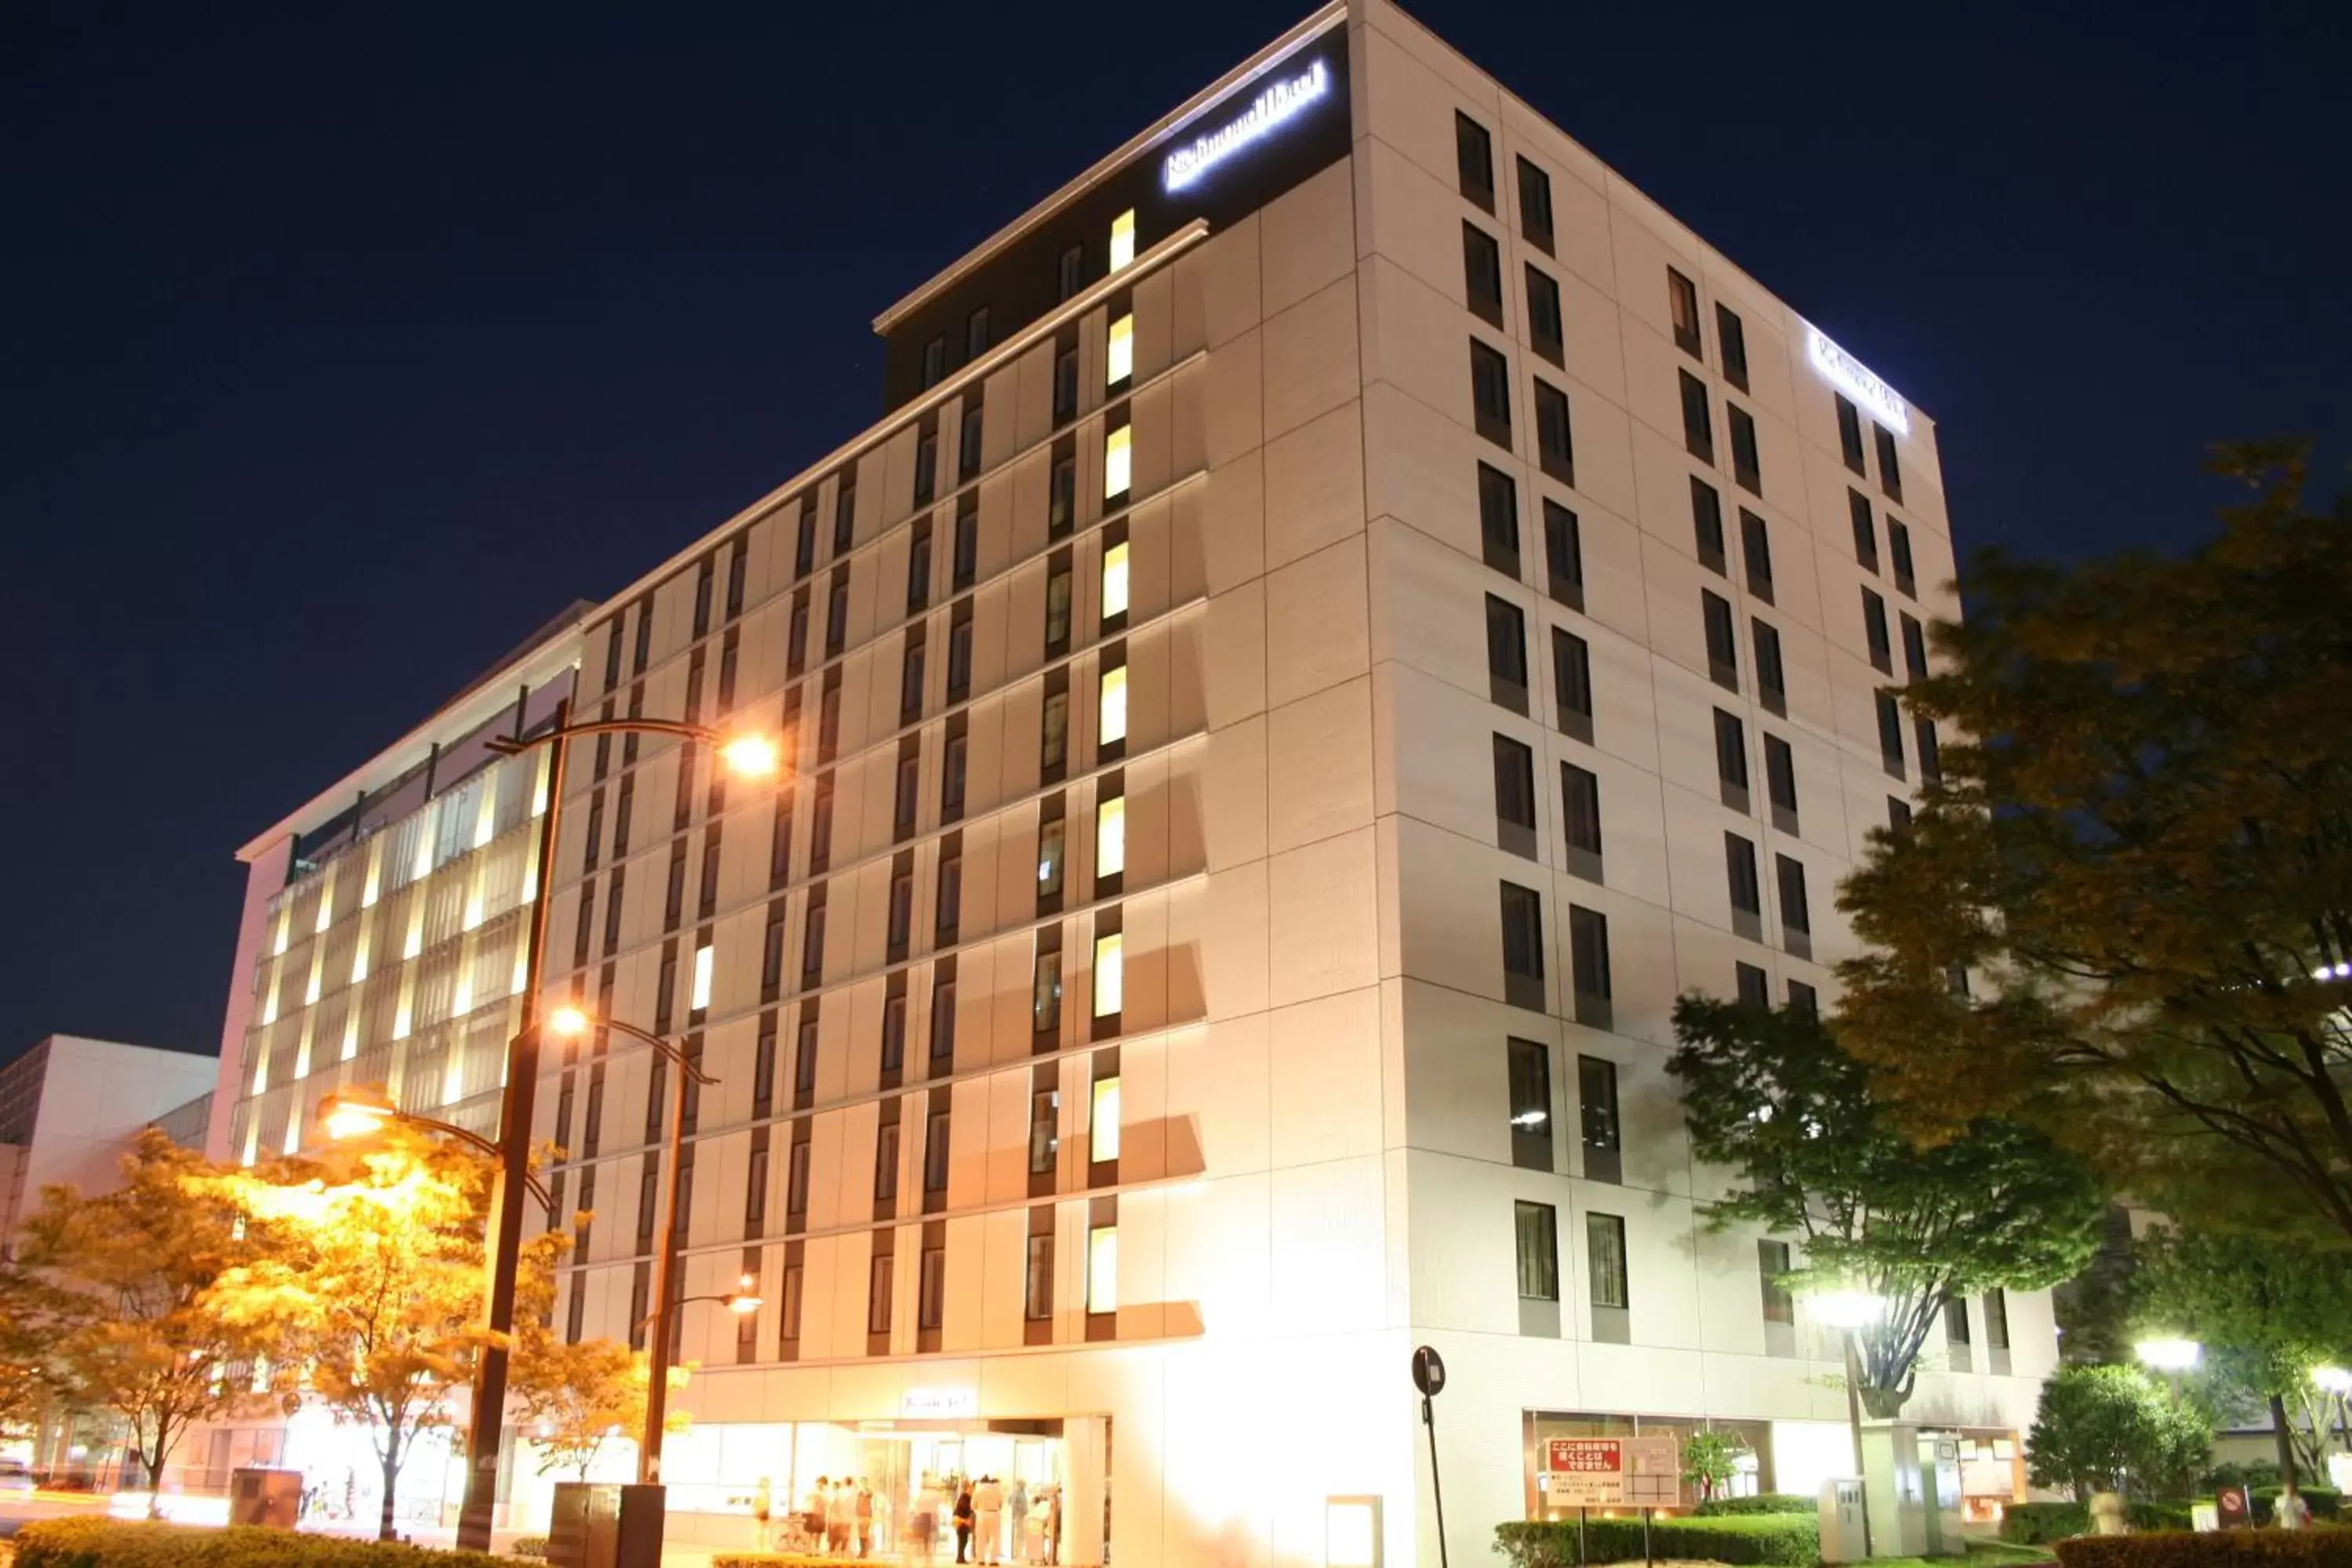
[1107,313,1134,385]
[1093,932,1123,1018]
[1098,666,1128,746]
[1087,1223,1119,1312]
[1102,540,1130,621]
[691,943,714,1011]
[1096,795,1126,878]
[1104,425,1132,499]
[273,909,290,956]
[1091,1073,1122,1160]
[303,967,321,1007]
[1109,209,1136,272]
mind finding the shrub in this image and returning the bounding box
[15,1518,503,1568]
[507,1541,549,1560]
[1495,1512,1818,1566]
[1696,1494,1817,1516]
[2053,1530,2352,1567]
[2000,1501,2195,1545]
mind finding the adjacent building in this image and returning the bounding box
[0,1036,220,1243]
[214,1,2049,1559]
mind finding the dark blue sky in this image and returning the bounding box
[2,1,2344,1063]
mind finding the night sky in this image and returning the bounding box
[2,2,2344,1066]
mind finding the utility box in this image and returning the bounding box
[550,1483,622,1568]
[229,1468,303,1528]
[1919,1435,1964,1555]
[1861,1423,1929,1557]
[1819,1479,1869,1564]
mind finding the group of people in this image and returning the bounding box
[752,1469,1063,1563]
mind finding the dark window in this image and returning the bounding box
[881,993,908,1072]
[1469,339,1512,448]
[1500,881,1545,987]
[1862,589,1893,674]
[936,849,962,941]
[1888,796,1912,834]
[1679,371,1714,462]
[1667,268,1701,358]
[1727,832,1762,917]
[941,732,968,818]
[1759,1240,1794,1324]
[875,1121,901,1202]
[801,901,826,985]
[1787,981,1819,1016]
[786,1138,810,1215]
[1515,156,1554,252]
[1029,1087,1059,1175]
[887,865,915,954]
[920,336,946,390]
[809,776,835,869]
[1455,111,1494,209]
[1032,946,1062,1034]
[833,483,856,556]
[1690,477,1726,574]
[1570,905,1612,1010]
[953,496,978,589]
[1553,628,1594,739]
[1900,613,1927,681]
[869,1249,894,1335]
[1045,554,1074,652]
[1915,717,1941,783]
[1477,463,1519,577]
[1485,594,1529,713]
[1764,735,1798,822]
[924,1111,950,1192]
[1877,692,1907,776]
[1752,619,1786,716]
[1057,244,1085,302]
[1578,1054,1620,1156]
[1587,1213,1630,1310]
[794,500,818,577]
[1727,405,1761,494]
[603,866,626,954]
[907,526,932,613]
[761,914,786,994]
[692,561,714,637]
[1542,500,1583,608]
[1525,266,1564,365]
[816,684,841,760]
[1049,452,1076,539]
[1534,380,1574,485]
[1036,817,1067,903]
[959,404,984,481]
[901,639,927,723]
[967,306,991,361]
[1835,395,1867,474]
[1702,590,1738,690]
[787,598,811,675]
[781,1260,804,1339]
[1943,1294,1972,1348]
[1714,708,1750,797]
[1025,1233,1054,1321]
[919,1244,946,1331]
[1849,491,1878,571]
[1777,854,1811,935]
[1508,1038,1552,1170]
[1561,763,1602,857]
[1888,517,1916,596]
[1462,223,1504,327]
[931,973,958,1061]
[1494,734,1537,857]
[1736,961,1769,1007]
[1715,304,1749,391]
[1739,510,1773,601]
[1873,423,1904,503]
[1052,343,1079,425]
[1041,689,1070,774]
[1515,1201,1559,1301]
[946,602,973,702]
[826,575,849,657]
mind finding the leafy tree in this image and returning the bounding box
[2027,1363,2211,1499]
[511,1337,690,1481]
[204,1123,564,1541]
[1835,444,2352,1244]
[1670,996,2107,1416]
[3,1131,297,1504]
[2134,1225,2352,1491]
[1679,1431,1745,1502]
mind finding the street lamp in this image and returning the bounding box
[317,1086,558,1208]
[1810,1287,1886,1557]
[2135,1338,2202,1374]
[448,707,777,1554]
[2314,1367,2352,1396]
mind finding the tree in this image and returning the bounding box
[3,1131,297,1504]
[1670,996,2107,1416]
[1835,445,2352,1245]
[510,1337,690,1481]
[204,1123,564,1541]
[1679,1431,1744,1503]
[2027,1363,2211,1500]
[2134,1224,2352,1492]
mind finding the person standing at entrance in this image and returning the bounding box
[953,1481,976,1563]
[829,1478,855,1555]
[1042,1485,1062,1567]
[1005,1478,1029,1564]
[855,1477,875,1557]
[752,1475,774,1552]
[972,1474,1004,1565]
[913,1474,942,1565]
[808,1475,831,1547]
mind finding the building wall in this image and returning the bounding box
[0,1036,222,1236]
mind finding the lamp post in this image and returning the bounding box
[445,710,777,1554]
[318,1085,561,1208]
[2135,1337,2201,1406]
[1810,1288,1886,1558]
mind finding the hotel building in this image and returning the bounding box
[211,1,2050,1558]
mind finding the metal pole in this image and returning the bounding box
[455,699,568,1553]
[641,1046,690,1484]
[1422,1394,1450,1568]
[1844,1330,1875,1558]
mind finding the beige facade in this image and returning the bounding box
[214,2,2049,1559]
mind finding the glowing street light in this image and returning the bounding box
[320,1087,395,1142]
[2136,1338,2203,1374]
[717,733,781,778]
[546,1004,592,1040]
[724,1276,764,1315]
[1809,1290,1886,1331]
[2311,1366,2352,1396]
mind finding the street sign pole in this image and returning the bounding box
[1412,1345,1450,1568]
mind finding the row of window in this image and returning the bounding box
[914,206,1142,393]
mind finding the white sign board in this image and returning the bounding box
[1542,1436,1681,1508]
[1806,325,1910,436]
[900,1386,977,1418]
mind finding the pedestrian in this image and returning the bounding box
[913,1473,942,1565]
[829,1477,856,1555]
[753,1475,774,1553]
[1043,1485,1062,1567]
[872,1483,893,1559]
[1006,1477,1029,1564]
[2276,1488,2312,1531]
[808,1475,832,1548]
[973,1474,1003,1565]
[953,1481,976,1563]
[855,1477,875,1557]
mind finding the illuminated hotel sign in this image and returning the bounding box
[1163,58,1331,192]
[900,1386,978,1419]
[1806,325,1909,436]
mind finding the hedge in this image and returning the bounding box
[2002,1501,2194,1545]
[2054,1530,2352,1567]
[1495,1512,1818,1566]
[711,1558,881,1568]
[13,1519,502,1568]
[1695,1494,1817,1517]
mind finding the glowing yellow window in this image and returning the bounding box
[1096,795,1126,879]
[1101,540,1130,622]
[1103,425,1131,499]
[1109,209,1136,273]
[1092,932,1124,1018]
[1107,313,1134,386]
[1091,1073,1122,1160]
[1098,666,1128,746]
[1087,1223,1120,1313]
[691,943,714,1012]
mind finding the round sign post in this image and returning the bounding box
[1412,1345,1450,1568]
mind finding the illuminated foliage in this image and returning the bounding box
[2025,1363,2210,1500]
[511,1337,687,1480]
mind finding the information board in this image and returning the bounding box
[1541,1436,1681,1508]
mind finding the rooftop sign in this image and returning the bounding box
[1806,326,1910,436]
[1163,57,1331,193]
